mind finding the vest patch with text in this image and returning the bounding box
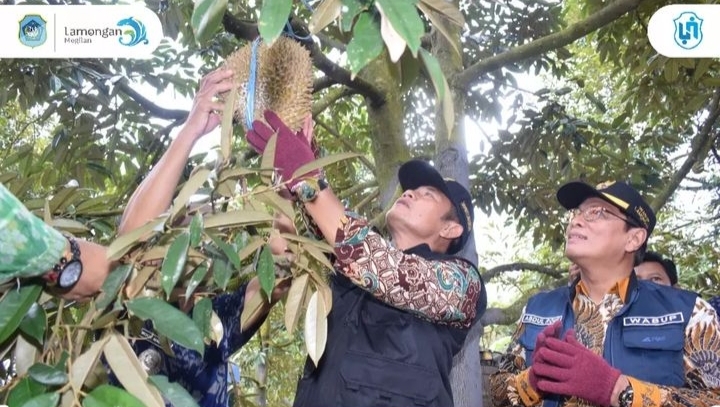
[521,313,562,326]
[622,312,684,326]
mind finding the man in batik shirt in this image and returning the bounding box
[245,112,486,407]
[490,180,720,407]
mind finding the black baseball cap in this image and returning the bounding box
[557,180,656,239]
[397,160,474,254]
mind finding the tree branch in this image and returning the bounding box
[312,86,359,116]
[313,76,336,93]
[288,17,385,107]
[651,88,720,211]
[80,61,189,121]
[482,262,564,282]
[222,12,258,41]
[456,0,645,90]
[480,307,518,326]
[115,81,189,121]
[315,118,376,173]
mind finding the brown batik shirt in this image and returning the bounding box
[331,210,483,329]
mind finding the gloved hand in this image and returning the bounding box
[528,321,561,392]
[533,329,621,407]
[246,110,317,189]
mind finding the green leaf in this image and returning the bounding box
[17,392,59,407]
[95,264,133,310]
[340,0,366,32]
[309,0,342,34]
[102,333,164,407]
[185,263,210,300]
[292,152,363,180]
[148,375,200,407]
[258,0,293,45]
[192,297,212,340]
[107,216,168,261]
[347,12,384,74]
[418,0,465,26]
[7,377,46,407]
[19,303,46,344]
[190,0,228,44]
[209,234,241,270]
[212,258,233,290]
[220,83,237,161]
[161,232,191,298]
[416,1,461,58]
[257,244,275,299]
[419,48,454,136]
[82,385,146,407]
[375,0,424,56]
[126,298,205,356]
[234,230,250,251]
[170,168,211,221]
[203,210,274,229]
[189,213,204,247]
[0,284,42,344]
[419,48,445,99]
[27,363,68,386]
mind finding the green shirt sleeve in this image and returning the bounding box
[0,183,66,283]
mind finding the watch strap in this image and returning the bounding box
[290,177,329,203]
[618,383,634,407]
[44,236,81,288]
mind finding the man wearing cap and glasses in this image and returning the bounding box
[245,111,486,407]
[490,180,720,407]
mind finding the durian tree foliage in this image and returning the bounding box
[1,0,720,406]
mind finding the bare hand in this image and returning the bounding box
[182,69,235,143]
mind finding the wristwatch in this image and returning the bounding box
[44,236,83,290]
[618,383,634,407]
[290,177,329,203]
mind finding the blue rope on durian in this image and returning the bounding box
[244,37,261,130]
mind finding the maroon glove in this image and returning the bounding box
[528,321,561,392]
[246,110,317,189]
[533,330,621,407]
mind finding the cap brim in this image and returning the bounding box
[557,181,609,210]
[398,160,452,199]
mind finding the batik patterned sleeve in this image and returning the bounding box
[489,311,542,407]
[0,183,66,283]
[623,298,720,407]
[333,211,482,329]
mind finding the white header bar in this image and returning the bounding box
[0,5,163,58]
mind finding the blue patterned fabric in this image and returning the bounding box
[710,295,720,316]
[109,283,265,407]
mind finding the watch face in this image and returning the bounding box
[58,260,83,289]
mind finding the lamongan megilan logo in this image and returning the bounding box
[18,14,47,48]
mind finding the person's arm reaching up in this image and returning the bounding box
[118,69,234,234]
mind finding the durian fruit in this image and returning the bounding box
[222,36,313,132]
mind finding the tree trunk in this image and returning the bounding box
[361,53,411,210]
[430,1,483,405]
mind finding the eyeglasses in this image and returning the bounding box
[564,206,640,227]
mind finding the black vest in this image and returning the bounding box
[292,244,486,407]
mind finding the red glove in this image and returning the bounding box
[528,321,561,392]
[246,110,317,189]
[533,330,621,407]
